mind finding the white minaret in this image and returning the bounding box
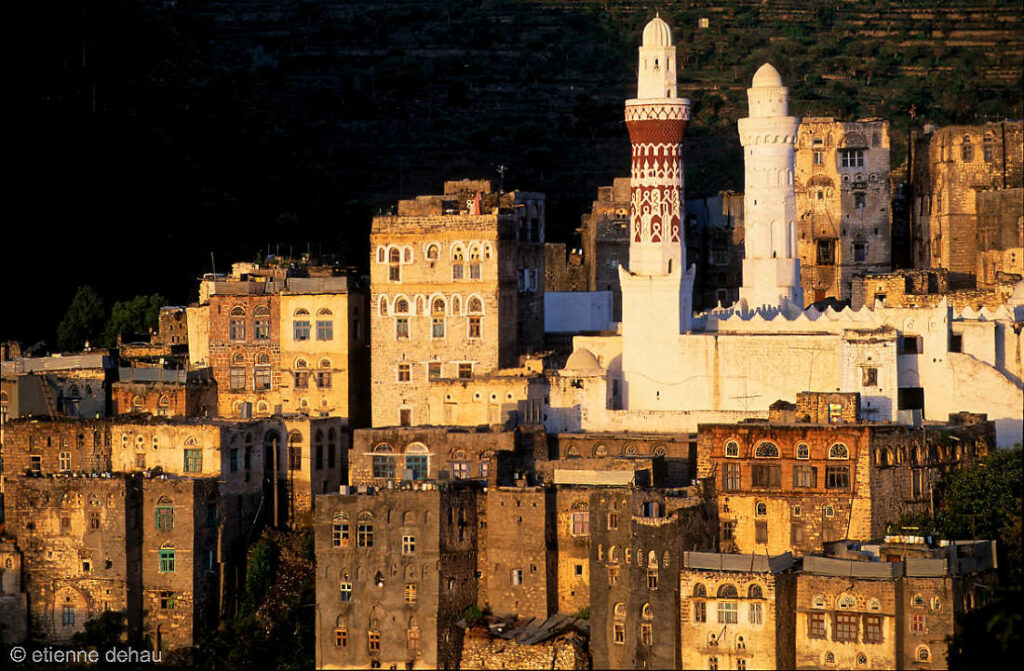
[737,63,803,310]
[619,15,696,410]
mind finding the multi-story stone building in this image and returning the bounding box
[795,117,892,305]
[196,272,368,423]
[678,552,797,671]
[314,487,479,670]
[908,121,1024,285]
[277,277,369,425]
[0,411,346,652]
[795,540,998,670]
[975,186,1024,287]
[4,472,233,656]
[480,486,557,619]
[589,487,713,670]
[369,179,545,427]
[696,393,995,556]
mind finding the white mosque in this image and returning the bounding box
[546,16,1024,446]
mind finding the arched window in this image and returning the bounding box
[693,583,707,598]
[796,443,810,459]
[394,298,409,314]
[378,296,389,316]
[641,603,653,619]
[917,646,931,662]
[468,297,483,313]
[132,395,144,412]
[231,351,245,366]
[318,359,333,388]
[377,247,386,263]
[825,651,836,665]
[255,352,272,391]
[608,545,618,562]
[725,441,739,457]
[717,584,738,598]
[229,306,246,340]
[157,396,170,416]
[754,441,779,458]
[613,603,626,619]
[755,502,767,516]
[749,585,763,599]
[403,247,412,263]
[432,297,446,314]
[426,244,439,261]
[829,443,849,459]
[452,295,461,314]
[838,594,856,609]
[388,248,401,281]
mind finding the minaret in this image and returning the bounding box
[737,63,804,309]
[619,15,696,410]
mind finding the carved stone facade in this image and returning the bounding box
[369,181,545,427]
[795,118,892,304]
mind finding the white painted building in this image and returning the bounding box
[546,17,1024,447]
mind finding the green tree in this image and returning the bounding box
[72,610,127,649]
[57,285,106,352]
[101,293,166,346]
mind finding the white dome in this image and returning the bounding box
[752,62,783,88]
[564,348,602,372]
[642,15,673,48]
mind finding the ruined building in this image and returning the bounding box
[369,179,545,427]
[795,118,892,305]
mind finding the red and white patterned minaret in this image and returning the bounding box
[624,14,690,277]
[619,15,696,409]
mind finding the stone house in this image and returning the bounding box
[369,180,545,427]
[696,396,994,556]
[908,121,1023,284]
[678,552,797,671]
[794,540,998,670]
[795,117,892,305]
[197,273,368,424]
[314,486,478,670]
[588,487,713,670]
